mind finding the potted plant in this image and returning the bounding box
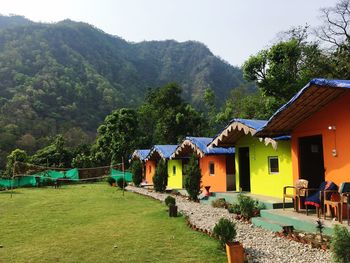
[213,218,244,263]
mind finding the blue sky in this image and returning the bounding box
[1,0,337,66]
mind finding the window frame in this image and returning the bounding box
[268,156,279,174]
[209,161,215,176]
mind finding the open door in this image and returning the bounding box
[238,147,251,192]
[299,135,325,189]
[226,155,235,191]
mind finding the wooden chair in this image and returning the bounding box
[283,179,308,211]
[305,181,338,217]
[323,182,350,223]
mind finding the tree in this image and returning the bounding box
[184,154,202,201]
[138,83,206,145]
[152,159,167,192]
[131,160,143,187]
[317,0,350,50]
[3,148,28,178]
[243,36,330,109]
[91,108,139,166]
[30,135,72,168]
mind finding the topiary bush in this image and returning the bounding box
[330,225,350,263]
[211,198,229,209]
[116,178,127,189]
[131,160,143,186]
[153,159,167,192]
[184,154,202,201]
[165,196,176,207]
[213,218,237,250]
[107,176,116,186]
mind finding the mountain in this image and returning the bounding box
[0,15,245,166]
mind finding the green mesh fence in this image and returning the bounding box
[111,169,133,182]
[0,168,80,188]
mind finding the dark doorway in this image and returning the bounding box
[226,155,235,191]
[299,135,325,189]
[238,147,250,192]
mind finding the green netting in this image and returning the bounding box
[0,168,80,188]
[111,169,133,182]
[66,168,79,180]
[0,176,38,188]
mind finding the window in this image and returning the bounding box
[268,156,279,174]
[173,166,176,176]
[209,161,215,176]
[149,165,151,174]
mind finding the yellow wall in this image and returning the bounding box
[235,136,293,198]
[167,159,183,189]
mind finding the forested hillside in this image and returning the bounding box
[0,15,244,166]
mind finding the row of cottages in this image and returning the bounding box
[130,78,350,200]
[256,78,350,189]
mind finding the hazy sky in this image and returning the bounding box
[1,0,338,66]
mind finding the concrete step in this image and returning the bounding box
[251,217,285,232]
[200,192,294,210]
[259,209,334,236]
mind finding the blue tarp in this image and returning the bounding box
[256,78,350,136]
[133,149,150,161]
[147,145,178,160]
[185,137,235,155]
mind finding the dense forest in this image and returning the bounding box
[0,15,245,168]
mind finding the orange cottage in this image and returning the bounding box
[130,149,150,180]
[256,78,350,188]
[171,137,235,192]
[144,145,178,185]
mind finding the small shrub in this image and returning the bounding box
[184,154,202,201]
[153,160,167,192]
[227,203,241,214]
[211,198,229,209]
[165,196,176,207]
[107,176,116,186]
[213,218,237,250]
[116,178,127,189]
[330,225,350,263]
[131,160,143,186]
[228,194,263,219]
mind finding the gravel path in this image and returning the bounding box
[127,186,331,263]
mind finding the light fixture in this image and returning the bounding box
[328,125,337,157]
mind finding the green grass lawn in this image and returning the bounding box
[0,183,226,262]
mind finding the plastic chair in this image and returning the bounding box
[283,179,308,211]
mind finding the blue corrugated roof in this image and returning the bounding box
[232,118,267,130]
[186,137,235,155]
[136,149,151,161]
[151,145,178,159]
[256,78,350,136]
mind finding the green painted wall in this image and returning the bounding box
[235,136,293,198]
[167,159,183,189]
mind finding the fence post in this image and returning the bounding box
[122,157,125,196]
